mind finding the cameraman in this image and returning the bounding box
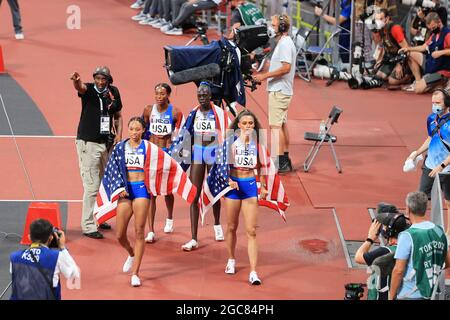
[372,9,410,86]
[400,12,450,93]
[354,203,409,300]
[71,66,123,239]
[410,0,447,45]
[9,219,80,300]
[314,0,352,64]
[253,14,296,173]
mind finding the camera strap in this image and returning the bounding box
[28,248,57,300]
[431,114,450,153]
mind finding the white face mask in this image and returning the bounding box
[267,26,276,38]
[375,19,385,30]
[432,103,444,115]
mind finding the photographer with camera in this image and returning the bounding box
[389,191,450,300]
[9,219,80,300]
[371,9,411,86]
[314,0,352,64]
[71,66,123,239]
[400,12,450,93]
[354,203,410,300]
[410,0,447,46]
[253,14,296,173]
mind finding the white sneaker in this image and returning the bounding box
[165,27,183,36]
[131,275,141,287]
[249,271,261,285]
[225,259,235,274]
[151,19,166,28]
[15,33,24,40]
[122,255,134,273]
[181,239,198,251]
[214,225,224,241]
[160,23,173,32]
[139,16,155,25]
[164,218,174,233]
[131,12,147,21]
[130,1,144,9]
[145,231,156,243]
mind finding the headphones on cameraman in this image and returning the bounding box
[278,14,288,33]
[434,88,450,108]
[385,213,409,238]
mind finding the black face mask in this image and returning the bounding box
[432,27,441,35]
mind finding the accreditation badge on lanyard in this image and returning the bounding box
[98,93,110,135]
[100,116,110,135]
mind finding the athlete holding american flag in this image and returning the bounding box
[93,117,196,287]
[200,109,290,285]
[169,82,229,251]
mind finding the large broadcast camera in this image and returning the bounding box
[163,25,269,114]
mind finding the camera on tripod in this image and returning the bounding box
[196,20,208,35]
[344,283,366,300]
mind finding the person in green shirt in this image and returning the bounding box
[390,191,450,299]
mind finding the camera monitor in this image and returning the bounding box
[234,25,269,53]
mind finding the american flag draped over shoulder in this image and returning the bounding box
[94,139,197,224]
[168,103,228,172]
[199,139,289,223]
[93,140,128,224]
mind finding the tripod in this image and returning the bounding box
[185,21,210,46]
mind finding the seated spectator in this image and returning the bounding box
[226,0,265,39]
[400,12,450,93]
[372,9,411,86]
[354,203,410,300]
[162,0,222,36]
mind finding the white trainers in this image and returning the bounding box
[214,225,224,241]
[130,0,144,9]
[165,27,183,36]
[181,239,198,251]
[164,218,174,233]
[225,259,235,274]
[139,16,155,25]
[145,231,156,243]
[160,23,173,32]
[131,12,147,21]
[151,18,166,28]
[122,255,134,273]
[15,33,24,40]
[249,271,261,285]
[131,275,141,287]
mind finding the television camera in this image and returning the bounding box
[163,25,269,115]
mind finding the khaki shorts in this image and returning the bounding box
[268,91,292,127]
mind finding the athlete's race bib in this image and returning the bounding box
[149,118,172,135]
[125,151,144,169]
[194,120,216,134]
